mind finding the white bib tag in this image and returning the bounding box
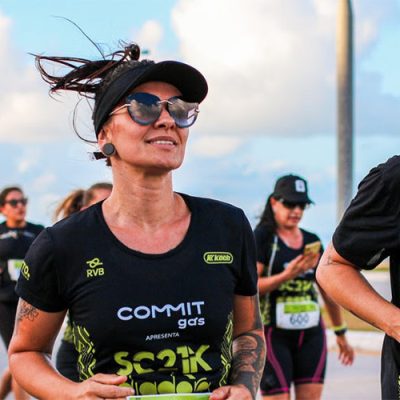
[8,259,24,281]
[276,300,320,330]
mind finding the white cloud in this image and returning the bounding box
[190,136,243,157]
[31,172,57,192]
[172,0,400,137]
[16,147,41,173]
[135,20,163,57]
[0,18,80,143]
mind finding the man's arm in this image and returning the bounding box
[317,243,400,341]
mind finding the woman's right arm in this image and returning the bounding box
[8,299,134,400]
[257,261,292,295]
[257,253,319,296]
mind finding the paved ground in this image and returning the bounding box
[324,332,382,399]
[1,330,383,400]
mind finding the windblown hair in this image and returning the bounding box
[34,42,141,100]
[53,189,85,221]
[34,42,145,145]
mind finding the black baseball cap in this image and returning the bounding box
[93,60,208,134]
[272,174,314,204]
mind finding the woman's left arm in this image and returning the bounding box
[210,294,266,400]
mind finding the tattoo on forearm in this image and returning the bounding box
[17,300,39,322]
[326,248,338,267]
[230,332,266,399]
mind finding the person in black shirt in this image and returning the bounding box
[0,186,43,400]
[8,42,265,400]
[317,155,400,399]
[53,182,113,382]
[254,175,354,400]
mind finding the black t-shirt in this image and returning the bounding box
[333,155,400,274]
[254,225,322,329]
[0,221,44,302]
[16,194,257,395]
[333,155,400,368]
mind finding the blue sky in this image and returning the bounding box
[1,0,400,245]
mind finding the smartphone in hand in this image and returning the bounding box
[303,241,321,256]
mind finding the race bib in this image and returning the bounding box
[8,259,24,281]
[276,300,320,330]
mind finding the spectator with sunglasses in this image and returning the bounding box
[254,175,353,400]
[0,186,43,400]
[8,42,265,400]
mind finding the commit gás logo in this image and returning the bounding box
[203,252,233,264]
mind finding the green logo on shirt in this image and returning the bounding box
[86,257,105,278]
[203,252,233,264]
[20,261,30,280]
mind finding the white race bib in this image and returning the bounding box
[7,259,24,281]
[276,300,320,330]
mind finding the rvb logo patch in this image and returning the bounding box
[86,257,105,278]
[295,180,306,192]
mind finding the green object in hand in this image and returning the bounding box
[127,394,211,400]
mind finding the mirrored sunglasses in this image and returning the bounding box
[110,92,199,128]
[4,198,28,208]
[278,199,309,210]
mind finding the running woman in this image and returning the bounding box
[8,42,265,400]
[0,186,43,400]
[254,175,354,400]
[317,155,400,399]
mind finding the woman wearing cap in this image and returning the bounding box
[254,175,354,400]
[8,43,265,400]
[0,186,43,400]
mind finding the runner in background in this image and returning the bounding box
[0,186,43,400]
[8,41,265,399]
[254,175,354,400]
[53,182,112,382]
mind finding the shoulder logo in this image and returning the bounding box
[203,252,233,264]
[86,257,105,278]
[20,261,30,281]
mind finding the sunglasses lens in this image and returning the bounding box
[127,93,161,125]
[168,98,199,128]
[126,93,199,128]
[7,198,27,207]
[281,200,307,210]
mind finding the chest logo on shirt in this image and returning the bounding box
[203,252,233,264]
[85,257,105,278]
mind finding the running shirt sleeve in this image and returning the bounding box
[235,210,258,296]
[15,229,67,312]
[333,156,400,269]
